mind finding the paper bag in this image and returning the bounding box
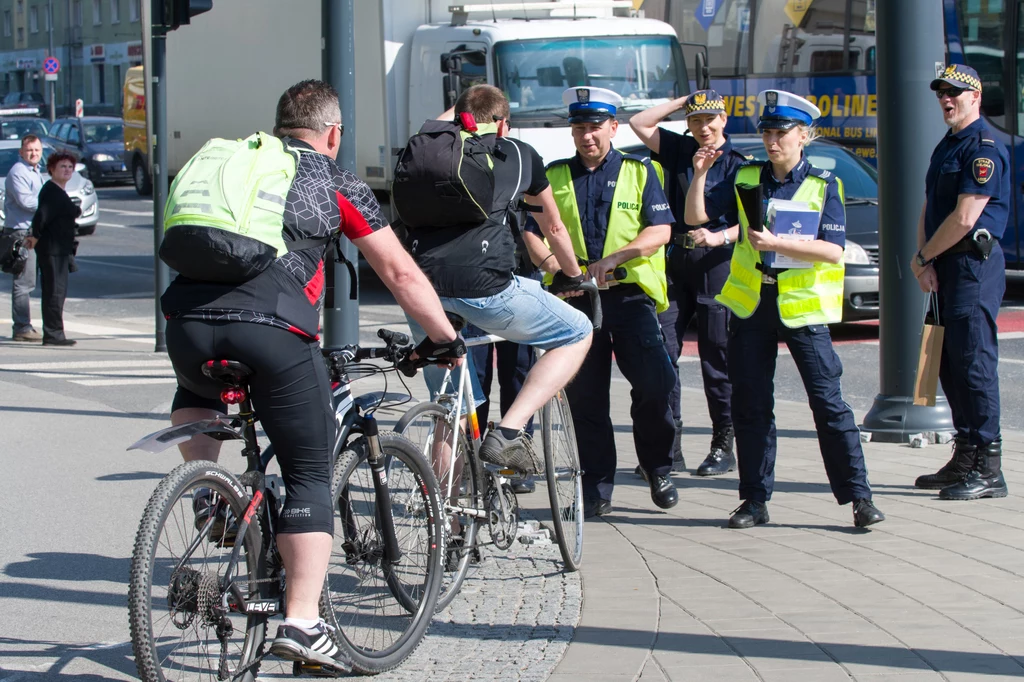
[913,295,944,407]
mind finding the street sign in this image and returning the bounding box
[75,98,84,117]
[43,56,60,75]
[44,73,58,82]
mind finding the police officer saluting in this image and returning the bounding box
[912,65,1009,500]
[686,90,885,529]
[536,86,677,517]
[630,90,749,476]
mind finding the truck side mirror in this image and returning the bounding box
[695,52,710,91]
[440,52,464,75]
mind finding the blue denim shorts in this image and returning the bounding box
[406,275,592,411]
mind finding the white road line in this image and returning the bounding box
[0,359,170,371]
[71,377,178,386]
[74,257,152,273]
[28,368,174,378]
[100,208,153,216]
[96,222,127,228]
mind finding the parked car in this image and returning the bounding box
[1,117,49,140]
[0,140,99,236]
[623,135,880,322]
[0,91,45,116]
[45,116,130,185]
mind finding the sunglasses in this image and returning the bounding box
[324,121,344,137]
[935,87,967,99]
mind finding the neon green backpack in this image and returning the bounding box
[160,132,329,283]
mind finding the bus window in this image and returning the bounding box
[656,0,750,77]
[753,0,876,74]
[956,0,1006,129]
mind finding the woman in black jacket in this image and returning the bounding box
[24,151,81,346]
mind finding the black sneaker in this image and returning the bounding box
[193,489,238,546]
[479,429,541,475]
[269,620,352,674]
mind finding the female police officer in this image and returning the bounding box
[685,90,885,529]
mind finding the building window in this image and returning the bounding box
[129,0,139,23]
[93,63,106,104]
[110,0,119,24]
[29,5,38,32]
[43,4,48,30]
[73,0,83,26]
[93,0,101,24]
[4,10,12,37]
[17,25,23,42]
[16,0,23,14]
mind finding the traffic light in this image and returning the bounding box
[157,0,213,32]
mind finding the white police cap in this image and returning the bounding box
[756,90,821,131]
[562,86,622,123]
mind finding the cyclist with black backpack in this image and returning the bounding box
[395,84,593,474]
[158,80,463,672]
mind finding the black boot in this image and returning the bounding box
[728,500,769,529]
[696,424,735,476]
[939,438,1009,501]
[914,437,976,489]
[671,419,686,472]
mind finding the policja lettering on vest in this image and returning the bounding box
[685,89,885,531]
[912,64,1010,501]
[537,85,679,518]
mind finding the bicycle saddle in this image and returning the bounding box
[200,359,254,387]
[445,312,466,332]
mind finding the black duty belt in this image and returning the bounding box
[941,228,995,261]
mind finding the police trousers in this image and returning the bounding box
[729,284,871,505]
[658,241,733,428]
[566,286,676,502]
[935,244,1004,447]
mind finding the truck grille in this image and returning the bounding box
[863,246,879,264]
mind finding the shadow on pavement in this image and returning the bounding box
[0,405,168,421]
[0,637,135,681]
[5,553,129,583]
[95,471,165,482]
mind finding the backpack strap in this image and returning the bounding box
[324,234,359,305]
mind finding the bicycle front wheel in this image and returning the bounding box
[396,400,482,612]
[129,460,265,682]
[544,390,584,571]
[323,431,444,674]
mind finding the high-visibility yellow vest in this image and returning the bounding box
[715,164,845,327]
[546,155,668,312]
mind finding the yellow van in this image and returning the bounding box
[123,65,151,195]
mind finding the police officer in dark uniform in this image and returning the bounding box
[630,90,749,476]
[536,86,678,517]
[686,90,885,529]
[912,65,1009,500]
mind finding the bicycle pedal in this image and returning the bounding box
[292,661,346,678]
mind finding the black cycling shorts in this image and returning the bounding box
[167,319,336,535]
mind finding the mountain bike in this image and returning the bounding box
[127,330,444,680]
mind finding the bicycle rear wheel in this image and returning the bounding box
[543,390,584,571]
[323,431,444,674]
[129,460,265,682]
[396,401,482,611]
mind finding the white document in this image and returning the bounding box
[765,199,820,270]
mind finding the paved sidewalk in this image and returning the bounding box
[552,385,1024,682]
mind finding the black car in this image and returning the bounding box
[45,116,130,185]
[0,116,49,140]
[622,135,880,322]
[0,91,45,116]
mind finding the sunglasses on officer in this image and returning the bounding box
[935,87,967,99]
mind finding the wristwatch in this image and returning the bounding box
[722,232,731,247]
[915,250,933,268]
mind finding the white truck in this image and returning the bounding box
[127,0,693,207]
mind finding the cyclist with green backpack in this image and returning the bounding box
[158,80,463,672]
[394,84,593,475]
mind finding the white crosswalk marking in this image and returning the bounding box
[0,358,175,387]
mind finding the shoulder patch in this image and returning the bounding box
[973,157,994,184]
[739,160,764,168]
[979,138,996,148]
[622,153,652,165]
[806,166,835,181]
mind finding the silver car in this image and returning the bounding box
[0,140,98,236]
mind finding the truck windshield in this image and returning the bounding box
[494,35,685,119]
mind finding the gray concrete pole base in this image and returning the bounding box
[860,394,955,444]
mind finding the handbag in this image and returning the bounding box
[913,293,944,407]
[0,232,29,276]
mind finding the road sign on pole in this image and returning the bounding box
[44,73,58,81]
[43,56,60,74]
[75,98,83,117]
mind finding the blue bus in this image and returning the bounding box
[648,0,1021,266]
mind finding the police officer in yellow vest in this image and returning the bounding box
[530,86,678,518]
[685,90,885,530]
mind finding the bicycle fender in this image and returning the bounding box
[127,417,244,453]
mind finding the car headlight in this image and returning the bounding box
[92,153,115,162]
[844,240,871,265]
[81,182,95,196]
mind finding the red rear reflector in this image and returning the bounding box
[220,388,246,405]
[220,360,229,366]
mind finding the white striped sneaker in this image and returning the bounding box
[269,620,352,673]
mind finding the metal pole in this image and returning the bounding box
[47,1,55,122]
[322,0,359,346]
[859,0,953,443]
[151,27,170,353]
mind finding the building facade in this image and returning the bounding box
[0,0,143,115]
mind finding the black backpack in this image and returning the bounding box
[392,117,504,229]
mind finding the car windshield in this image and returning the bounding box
[0,146,53,176]
[1,119,48,140]
[83,121,124,144]
[494,35,686,119]
[732,140,878,199]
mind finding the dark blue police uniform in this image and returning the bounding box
[557,147,678,506]
[655,127,747,472]
[704,157,873,509]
